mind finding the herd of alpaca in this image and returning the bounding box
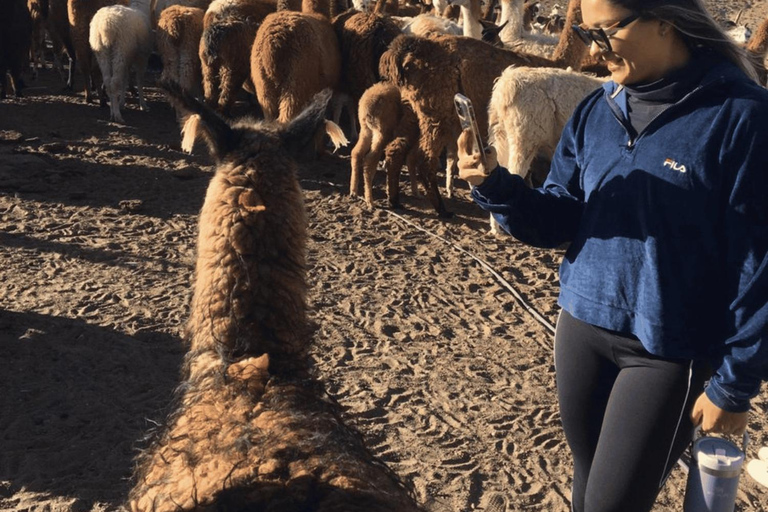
[3,0,768,508]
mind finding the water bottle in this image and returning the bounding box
[683,429,748,512]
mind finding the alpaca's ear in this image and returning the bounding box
[161,79,237,160]
[281,89,333,154]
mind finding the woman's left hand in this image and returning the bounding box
[690,392,749,435]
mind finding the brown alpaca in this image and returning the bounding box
[251,10,341,123]
[350,81,421,208]
[199,0,276,114]
[67,0,128,102]
[747,14,768,86]
[127,85,425,512]
[47,0,77,88]
[379,34,554,216]
[157,5,205,100]
[332,10,401,138]
[27,0,49,79]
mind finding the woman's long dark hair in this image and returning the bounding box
[609,0,760,82]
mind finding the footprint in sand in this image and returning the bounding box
[479,492,508,512]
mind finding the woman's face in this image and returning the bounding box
[581,0,683,85]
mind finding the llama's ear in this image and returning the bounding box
[281,89,333,154]
[161,79,236,160]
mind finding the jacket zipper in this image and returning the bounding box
[606,77,726,148]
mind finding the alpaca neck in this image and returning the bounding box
[499,0,524,42]
[550,0,587,69]
[302,0,331,17]
[461,0,483,39]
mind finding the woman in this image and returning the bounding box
[457,0,768,511]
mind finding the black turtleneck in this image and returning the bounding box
[625,49,714,137]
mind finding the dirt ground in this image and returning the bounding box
[1,3,767,511]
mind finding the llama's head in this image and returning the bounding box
[162,80,342,164]
[380,35,449,88]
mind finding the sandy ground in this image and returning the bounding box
[1,2,768,511]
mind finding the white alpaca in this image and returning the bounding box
[393,13,463,36]
[486,65,604,233]
[89,0,153,123]
[447,0,483,39]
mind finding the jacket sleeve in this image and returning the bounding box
[470,109,586,249]
[705,108,768,413]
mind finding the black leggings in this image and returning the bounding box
[555,310,709,512]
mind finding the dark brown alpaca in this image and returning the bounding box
[127,85,424,512]
[199,0,277,114]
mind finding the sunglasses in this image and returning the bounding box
[572,13,640,52]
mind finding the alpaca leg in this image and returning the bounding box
[416,128,451,217]
[405,145,420,198]
[94,50,111,108]
[350,126,372,197]
[346,101,358,141]
[384,140,408,208]
[444,143,458,199]
[108,73,125,123]
[362,131,388,208]
[202,61,220,109]
[135,53,150,112]
[217,66,237,114]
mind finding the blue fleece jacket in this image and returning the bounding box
[471,58,768,412]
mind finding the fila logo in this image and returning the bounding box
[663,158,687,173]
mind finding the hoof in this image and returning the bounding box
[438,210,454,219]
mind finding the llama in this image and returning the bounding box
[332,10,401,139]
[251,10,341,123]
[746,13,768,86]
[488,66,603,187]
[68,0,129,102]
[127,84,425,512]
[150,0,211,27]
[350,81,421,208]
[157,5,205,101]
[379,34,556,216]
[393,13,463,37]
[89,0,153,122]
[447,0,484,39]
[48,0,77,88]
[27,0,49,79]
[498,0,585,60]
[1,0,32,98]
[199,0,276,114]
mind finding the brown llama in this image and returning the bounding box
[47,0,77,88]
[127,84,425,512]
[250,10,341,123]
[68,0,129,102]
[157,5,205,102]
[199,0,277,114]
[746,14,768,86]
[350,81,421,208]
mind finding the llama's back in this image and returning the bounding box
[89,5,152,59]
[252,10,340,122]
[157,6,204,89]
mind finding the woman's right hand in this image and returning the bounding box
[457,129,498,187]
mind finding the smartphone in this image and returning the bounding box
[454,93,486,164]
